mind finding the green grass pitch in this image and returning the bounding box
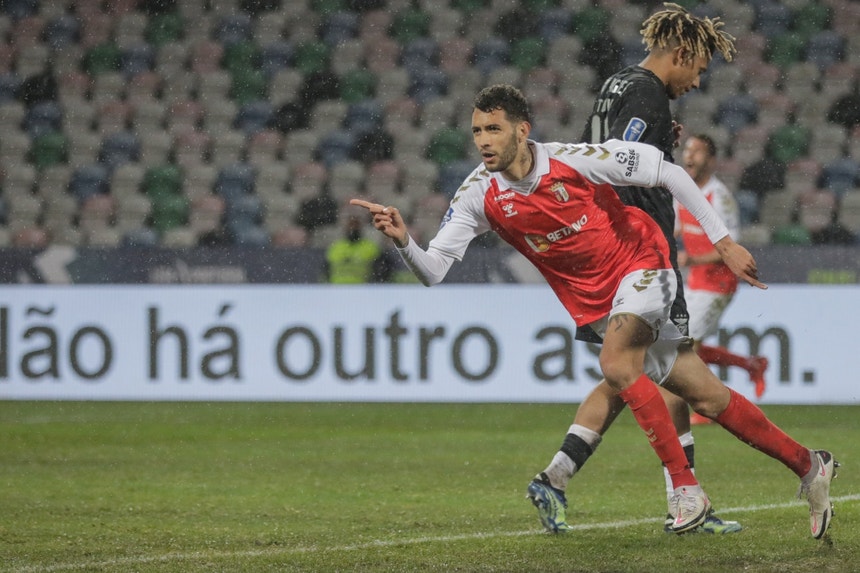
[1,401,857,572]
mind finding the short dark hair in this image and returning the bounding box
[473,84,531,124]
[692,133,717,157]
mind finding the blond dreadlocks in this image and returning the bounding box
[641,2,736,63]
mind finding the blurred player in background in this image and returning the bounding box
[676,133,769,420]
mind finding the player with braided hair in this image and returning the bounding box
[531,3,746,534]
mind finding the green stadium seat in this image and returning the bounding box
[767,124,811,164]
[793,1,832,41]
[293,41,330,76]
[143,164,183,200]
[29,131,68,170]
[150,193,190,234]
[766,32,807,70]
[310,0,347,16]
[222,40,261,74]
[390,8,430,45]
[339,68,376,104]
[146,12,184,47]
[510,37,545,71]
[84,42,122,75]
[451,0,487,15]
[426,127,469,166]
[570,6,611,44]
[230,68,268,105]
[771,221,812,245]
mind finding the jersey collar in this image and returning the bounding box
[491,140,550,195]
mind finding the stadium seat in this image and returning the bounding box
[408,67,448,105]
[320,10,358,47]
[214,162,256,203]
[207,131,243,171]
[234,99,274,135]
[293,40,330,75]
[339,68,376,104]
[143,164,183,200]
[819,158,860,195]
[767,123,811,164]
[344,99,383,136]
[189,40,224,73]
[222,40,260,74]
[68,164,110,203]
[99,131,141,172]
[537,8,571,42]
[798,188,838,233]
[837,191,860,234]
[316,131,356,168]
[753,1,792,38]
[121,226,160,247]
[390,7,430,45]
[230,68,268,105]
[150,193,190,234]
[120,42,155,77]
[29,131,68,170]
[472,36,510,76]
[570,5,611,44]
[765,32,807,70]
[426,127,469,167]
[260,40,294,78]
[44,14,81,50]
[510,36,545,70]
[84,42,122,75]
[23,101,63,138]
[401,37,439,73]
[215,12,253,46]
[146,11,184,47]
[805,30,845,71]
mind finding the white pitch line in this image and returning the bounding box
[10,494,860,573]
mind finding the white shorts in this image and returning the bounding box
[686,288,734,341]
[589,268,689,384]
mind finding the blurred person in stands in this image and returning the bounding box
[323,214,382,284]
[676,133,769,418]
[351,84,837,540]
[577,2,742,533]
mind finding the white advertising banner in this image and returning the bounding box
[0,284,856,404]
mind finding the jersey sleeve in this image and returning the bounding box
[395,182,491,286]
[553,139,665,188]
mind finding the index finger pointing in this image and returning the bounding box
[349,198,385,213]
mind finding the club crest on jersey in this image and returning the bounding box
[623,117,647,141]
[550,181,569,202]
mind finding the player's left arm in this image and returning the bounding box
[657,162,765,289]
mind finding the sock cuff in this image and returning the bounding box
[677,431,695,448]
[618,374,658,410]
[568,423,603,450]
[714,387,741,423]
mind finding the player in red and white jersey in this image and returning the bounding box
[351,85,836,539]
[676,134,769,409]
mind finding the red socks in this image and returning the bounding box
[715,388,811,477]
[619,374,697,488]
[697,345,749,370]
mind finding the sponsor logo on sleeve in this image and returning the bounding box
[623,117,647,141]
[615,148,640,177]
